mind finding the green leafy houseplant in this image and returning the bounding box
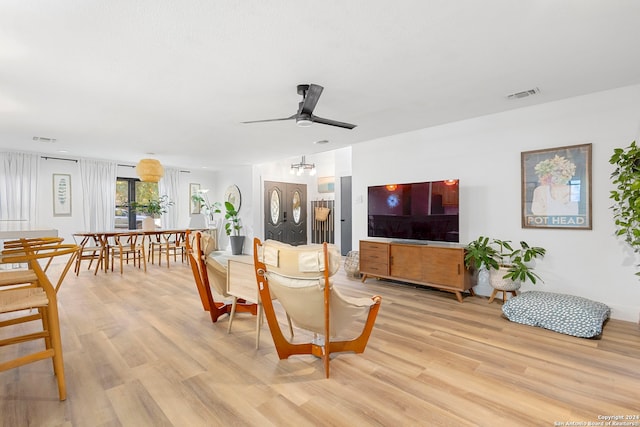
[465,236,546,284]
[221,201,242,236]
[129,195,174,218]
[609,141,640,276]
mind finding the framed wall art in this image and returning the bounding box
[317,176,335,193]
[189,183,201,214]
[521,143,592,230]
[53,174,72,216]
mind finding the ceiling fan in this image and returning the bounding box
[242,84,357,129]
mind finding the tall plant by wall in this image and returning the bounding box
[609,141,640,276]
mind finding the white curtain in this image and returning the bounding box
[0,152,39,222]
[159,167,180,229]
[80,159,117,231]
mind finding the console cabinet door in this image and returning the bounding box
[390,244,423,282]
[423,246,465,289]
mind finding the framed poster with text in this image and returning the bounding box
[521,143,592,230]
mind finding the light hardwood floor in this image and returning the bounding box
[2,259,640,426]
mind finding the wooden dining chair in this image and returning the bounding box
[2,237,78,291]
[0,238,80,400]
[147,232,163,266]
[110,233,147,274]
[148,231,185,268]
[253,238,382,378]
[72,233,103,275]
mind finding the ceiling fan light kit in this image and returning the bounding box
[243,84,357,130]
[296,116,313,127]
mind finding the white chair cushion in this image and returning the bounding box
[265,271,374,337]
[259,240,340,279]
[200,234,216,256]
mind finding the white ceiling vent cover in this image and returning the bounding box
[507,88,540,100]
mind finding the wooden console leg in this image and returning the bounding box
[455,291,463,303]
[361,274,368,283]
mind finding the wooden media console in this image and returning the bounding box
[359,240,474,303]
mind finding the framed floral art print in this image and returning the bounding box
[521,143,592,230]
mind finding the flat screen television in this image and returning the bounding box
[367,180,459,243]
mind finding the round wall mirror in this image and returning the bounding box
[224,184,242,212]
[292,190,301,224]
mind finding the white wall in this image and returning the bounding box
[352,84,640,322]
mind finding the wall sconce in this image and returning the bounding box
[290,156,316,176]
[385,184,397,191]
[136,158,164,182]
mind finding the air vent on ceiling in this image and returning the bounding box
[33,136,57,143]
[507,87,540,100]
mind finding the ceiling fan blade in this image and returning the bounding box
[241,114,296,124]
[299,84,323,115]
[311,115,357,130]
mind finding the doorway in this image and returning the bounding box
[340,176,352,255]
[264,181,307,246]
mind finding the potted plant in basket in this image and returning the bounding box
[465,236,546,291]
[129,195,174,230]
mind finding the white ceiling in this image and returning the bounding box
[2,1,640,171]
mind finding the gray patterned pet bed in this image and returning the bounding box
[502,291,610,338]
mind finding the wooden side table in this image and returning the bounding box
[226,255,262,348]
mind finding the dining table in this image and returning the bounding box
[73,228,201,274]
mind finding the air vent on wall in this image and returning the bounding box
[507,87,540,100]
[33,136,57,143]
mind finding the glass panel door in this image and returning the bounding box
[115,178,158,229]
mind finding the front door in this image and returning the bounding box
[264,181,307,246]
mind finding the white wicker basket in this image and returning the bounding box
[344,250,360,278]
[489,266,521,291]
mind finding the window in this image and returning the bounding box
[115,178,159,229]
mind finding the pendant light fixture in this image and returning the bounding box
[136,158,164,182]
[290,156,316,176]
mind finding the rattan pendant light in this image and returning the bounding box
[136,158,164,182]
